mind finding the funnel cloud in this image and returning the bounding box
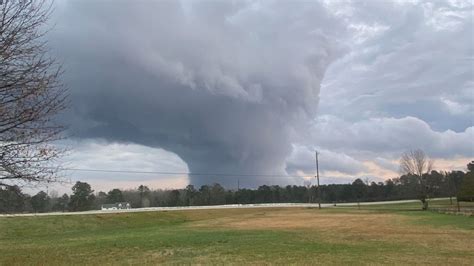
[53,0,346,187]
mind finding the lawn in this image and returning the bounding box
[1,203,473,265]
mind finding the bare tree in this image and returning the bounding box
[0,0,66,188]
[400,149,434,210]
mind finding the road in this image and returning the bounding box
[0,198,438,217]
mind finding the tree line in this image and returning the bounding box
[1,3,473,215]
[1,162,473,213]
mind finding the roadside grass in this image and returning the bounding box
[405,210,474,230]
[0,206,473,264]
[335,198,474,211]
[334,199,474,230]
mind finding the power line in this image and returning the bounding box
[53,167,312,179]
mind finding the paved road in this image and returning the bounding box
[0,198,441,217]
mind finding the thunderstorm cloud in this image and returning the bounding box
[49,0,473,189]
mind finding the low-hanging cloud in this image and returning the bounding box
[51,0,347,187]
[312,115,474,158]
[286,145,367,176]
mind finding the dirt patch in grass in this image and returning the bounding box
[190,208,403,231]
[189,208,474,258]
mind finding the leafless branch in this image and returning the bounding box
[0,0,66,188]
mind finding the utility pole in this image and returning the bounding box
[315,150,321,209]
[237,178,240,205]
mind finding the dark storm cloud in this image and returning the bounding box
[49,0,472,189]
[51,0,347,187]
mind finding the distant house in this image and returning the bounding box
[101,202,131,210]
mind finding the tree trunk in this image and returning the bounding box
[421,199,428,210]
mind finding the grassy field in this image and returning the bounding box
[1,201,473,265]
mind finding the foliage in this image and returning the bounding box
[52,193,69,212]
[138,185,151,207]
[106,188,124,203]
[30,191,50,213]
[69,182,95,211]
[0,165,472,213]
[458,161,474,202]
[0,185,25,213]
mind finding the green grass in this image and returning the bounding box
[335,199,474,230]
[1,206,473,265]
[337,198,474,211]
[405,210,474,230]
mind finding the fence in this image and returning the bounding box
[428,196,474,216]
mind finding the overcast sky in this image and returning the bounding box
[44,0,473,193]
